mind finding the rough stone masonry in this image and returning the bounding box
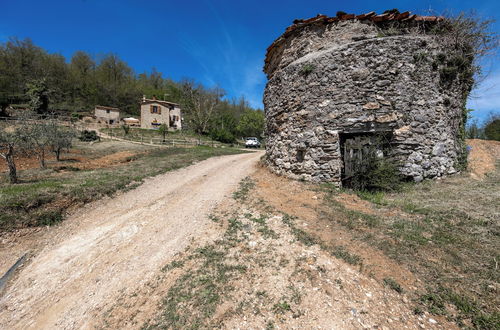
[263,11,470,185]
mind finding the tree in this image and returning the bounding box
[26,78,50,114]
[47,120,74,161]
[484,115,500,141]
[466,119,485,139]
[16,113,51,168]
[158,123,168,142]
[236,110,265,138]
[121,124,130,136]
[180,81,225,134]
[0,126,18,183]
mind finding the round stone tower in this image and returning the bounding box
[264,11,470,185]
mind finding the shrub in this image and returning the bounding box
[300,64,315,76]
[79,130,99,142]
[484,118,500,141]
[345,144,403,192]
[71,112,82,121]
[209,127,235,143]
[121,124,130,136]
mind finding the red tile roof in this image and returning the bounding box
[266,11,444,61]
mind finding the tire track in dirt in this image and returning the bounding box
[0,151,263,329]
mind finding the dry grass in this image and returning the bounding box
[0,140,246,231]
[320,164,500,329]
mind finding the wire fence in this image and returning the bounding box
[0,116,250,149]
[100,130,243,148]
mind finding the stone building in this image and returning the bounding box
[95,105,120,125]
[140,97,182,130]
[264,11,470,185]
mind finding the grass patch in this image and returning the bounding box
[383,278,403,293]
[321,164,500,328]
[0,144,246,231]
[282,214,362,265]
[232,177,255,201]
[146,209,251,328]
[272,300,292,314]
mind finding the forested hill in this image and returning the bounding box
[0,37,264,140]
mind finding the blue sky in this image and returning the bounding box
[1,0,499,121]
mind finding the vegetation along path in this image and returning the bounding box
[0,150,262,329]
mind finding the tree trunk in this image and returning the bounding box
[38,149,46,168]
[55,148,61,161]
[5,145,17,184]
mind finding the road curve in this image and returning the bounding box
[0,150,263,329]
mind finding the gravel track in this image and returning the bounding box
[0,151,262,329]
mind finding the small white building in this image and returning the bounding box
[140,97,182,130]
[94,105,120,125]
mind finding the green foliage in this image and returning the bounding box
[26,78,50,113]
[0,38,262,134]
[413,52,428,64]
[157,123,167,141]
[79,130,99,142]
[236,110,264,138]
[383,277,403,293]
[383,9,400,15]
[346,155,403,192]
[300,64,315,76]
[121,124,130,136]
[484,118,500,141]
[209,127,235,143]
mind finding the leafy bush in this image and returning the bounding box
[300,64,315,76]
[79,130,99,142]
[121,124,130,136]
[345,152,403,192]
[484,118,500,141]
[209,127,235,143]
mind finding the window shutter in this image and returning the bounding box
[158,106,161,115]
[150,105,153,114]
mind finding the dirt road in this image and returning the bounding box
[0,151,263,329]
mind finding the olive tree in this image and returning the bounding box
[47,120,75,161]
[158,123,168,142]
[0,125,18,183]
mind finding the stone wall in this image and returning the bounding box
[264,19,467,185]
[140,101,182,130]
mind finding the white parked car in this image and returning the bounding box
[245,137,261,148]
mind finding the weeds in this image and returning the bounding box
[161,260,185,272]
[322,163,500,328]
[300,64,315,77]
[273,300,292,314]
[383,278,403,293]
[282,213,362,265]
[232,177,255,201]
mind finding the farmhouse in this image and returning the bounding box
[140,97,182,130]
[264,11,472,186]
[95,105,120,125]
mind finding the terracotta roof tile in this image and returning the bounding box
[265,10,445,73]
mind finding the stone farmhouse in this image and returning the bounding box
[140,97,182,130]
[94,105,120,125]
[264,11,471,186]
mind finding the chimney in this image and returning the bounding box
[152,95,157,100]
[142,95,146,102]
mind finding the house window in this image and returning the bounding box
[106,110,110,114]
[150,105,161,114]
